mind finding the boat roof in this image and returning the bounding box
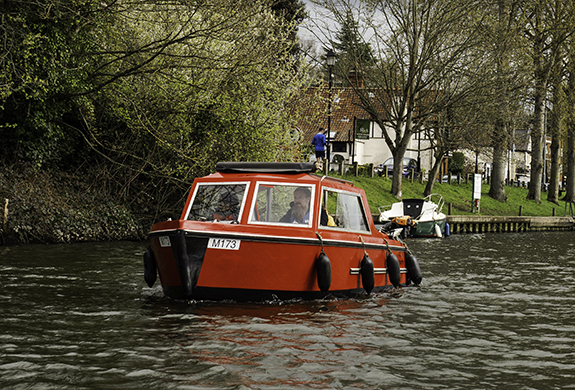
[207,162,356,190]
[216,162,316,174]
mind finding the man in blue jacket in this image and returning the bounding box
[311,128,326,164]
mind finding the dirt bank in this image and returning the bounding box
[0,165,149,245]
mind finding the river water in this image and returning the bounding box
[1,232,575,389]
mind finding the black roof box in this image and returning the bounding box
[216,162,317,174]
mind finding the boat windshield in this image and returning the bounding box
[321,189,369,232]
[186,183,248,222]
[248,183,315,227]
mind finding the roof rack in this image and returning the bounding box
[216,162,317,174]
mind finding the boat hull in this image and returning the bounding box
[143,162,419,301]
[379,195,447,238]
[148,224,408,301]
[412,218,447,238]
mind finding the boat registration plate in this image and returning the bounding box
[159,236,171,247]
[208,237,241,250]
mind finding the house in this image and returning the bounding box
[293,79,437,175]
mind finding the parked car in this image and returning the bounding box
[376,157,419,177]
[442,174,459,183]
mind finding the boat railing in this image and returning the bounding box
[424,194,445,214]
[378,204,392,214]
[377,205,391,222]
[378,202,404,215]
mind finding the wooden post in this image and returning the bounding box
[519,205,523,216]
[448,202,452,215]
[2,198,8,232]
[369,163,374,178]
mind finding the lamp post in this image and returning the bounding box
[326,49,335,172]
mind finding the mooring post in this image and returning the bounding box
[2,198,8,232]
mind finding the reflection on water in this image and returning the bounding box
[1,233,575,389]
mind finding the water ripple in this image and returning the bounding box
[1,235,575,389]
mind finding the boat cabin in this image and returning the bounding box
[144,162,419,301]
[182,162,370,233]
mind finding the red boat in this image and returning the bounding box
[143,162,421,301]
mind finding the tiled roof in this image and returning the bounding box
[293,86,378,143]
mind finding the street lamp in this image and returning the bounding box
[326,49,335,172]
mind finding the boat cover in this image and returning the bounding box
[402,199,425,218]
[216,162,317,174]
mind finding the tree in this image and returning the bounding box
[331,11,375,85]
[316,0,489,198]
[0,0,308,217]
[422,95,491,197]
[562,33,575,203]
[0,0,104,166]
[548,0,575,204]
[486,0,519,202]
[547,51,567,204]
[272,0,308,58]
[522,0,572,203]
[84,0,307,214]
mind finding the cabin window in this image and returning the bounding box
[320,189,369,232]
[248,183,314,227]
[185,183,248,222]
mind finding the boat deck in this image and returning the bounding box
[372,214,575,234]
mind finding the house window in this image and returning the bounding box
[356,119,370,140]
[332,142,347,153]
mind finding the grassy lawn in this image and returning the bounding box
[330,173,570,217]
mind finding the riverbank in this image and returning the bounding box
[0,165,149,245]
[446,215,575,233]
[1,165,571,245]
[344,174,571,218]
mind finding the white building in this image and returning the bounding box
[295,86,435,173]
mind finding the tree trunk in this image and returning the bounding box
[391,152,404,199]
[488,119,508,202]
[390,117,413,199]
[526,9,550,204]
[547,129,560,204]
[488,0,509,203]
[527,81,545,203]
[423,150,445,197]
[564,126,575,202]
[564,43,575,203]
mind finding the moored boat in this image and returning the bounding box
[143,162,421,301]
[379,194,448,238]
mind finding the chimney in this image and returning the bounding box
[348,69,364,88]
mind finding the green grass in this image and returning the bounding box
[331,174,568,217]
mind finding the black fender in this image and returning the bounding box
[316,251,332,293]
[386,253,401,288]
[405,252,422,285]
[143,245,157,287]
[172,230,193,297]
[360,254,375,294]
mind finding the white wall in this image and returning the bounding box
[352,121,434,172]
